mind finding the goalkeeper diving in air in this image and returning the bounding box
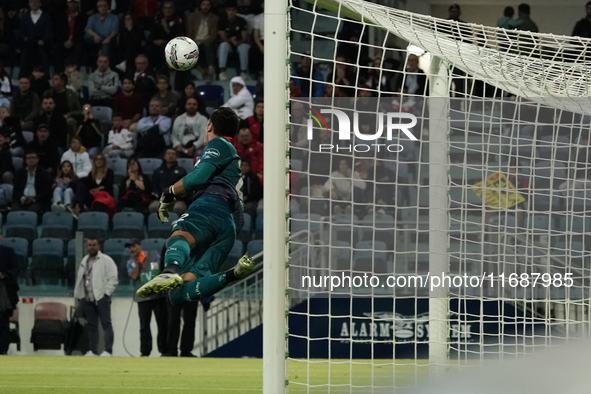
[137,108,254,305]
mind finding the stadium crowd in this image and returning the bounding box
[0,0,268,219]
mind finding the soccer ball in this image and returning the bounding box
[164,37,199,71]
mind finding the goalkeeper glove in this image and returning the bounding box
[157,186,176,223]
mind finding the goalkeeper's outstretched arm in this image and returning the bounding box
[157,162,218,222]
[171,161,217,196]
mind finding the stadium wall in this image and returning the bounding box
[8,297,204,357]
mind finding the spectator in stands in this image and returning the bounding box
[176,82,208,118]
[44,73,82,136]
[113,77,143,133]
[247,100,263,142]
[149,148,187,215]
[394,54,427,95]
[117,157,153,213]
[171,98,207,158]
[61,135,92,178]
[137,100,172,157]
[323,157,367,215]
[0,9,11,63]
[89,55,121,107]
[233,126,263,180]
[1,110,27,158]
[72,153,114,215]
[27,124,59,176]
[187,0,219,79]
[74,104,103,158]
[0,228,19,355]
[448,3,465,22]
[391,87,418,114]
[0,132,14,185]
[289,79,302,98]
[64,57,85,94]
[133,0,159,31]
[514,3,538,32]
[148,1,184,70]
[152,75,178,118]
[74,238,118,357]
[241,157,262,217]
[368,160,396,206]
[249,1,264,78]
[115,13,145,74]
[362,56,393,92]
[34,97,68,149]
[572,1,591,38]
[126,238,168,357]
[53,0,86,73]
[104,113,134,158]
[497,6,516,29]
[0,62,12,101]
[292,55,325,97]
[327,55,356,97]
[18,0,52,77]
[222,76,254,120]
[84,0,119,59]
[131,54,157,108]
[30,65,51,100]
[51,160,78,212]
[12,150,52,215]
[217,1,249,81]
[10,77,40,131]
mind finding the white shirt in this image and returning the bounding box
[195,18,209,42]
[254,13,264,38]
[24,170,36,198]
[31,9,42,24]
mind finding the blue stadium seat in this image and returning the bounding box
[77,212,109,242]
[177,158,195,174]
[330,241,352,271]
[353,250,389,274]
[141,238,165,254]
[220,239,245,271]
[0,237,29,280]
[112,211,145,239]
[246,85,256,97]
[103,238,131,286]
[247,239,263,257]
[41,212,74,241]
[147,212,179,239]
[137,158,162,176]
[92,106,113,129]
[292,213,322,234]
[30,238,64,285]
[81,86,89,101]
[22,131,34,144]
[65,239,77,287]
[527,214,552,234]
[355,241,387,251]
[12,157,22,171]
[238,213,252,243]
[254,214,263,239]
[107,157,128,183]
[4,211,38,243]
[197,84,224,107]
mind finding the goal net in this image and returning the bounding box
[282,0,591,391]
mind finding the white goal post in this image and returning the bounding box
[264,0,591,392]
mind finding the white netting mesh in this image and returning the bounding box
[283,0,591,391]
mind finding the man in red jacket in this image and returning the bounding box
[232,127,263,182]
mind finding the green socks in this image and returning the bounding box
[164,236,191,271]
[169,273,228,306]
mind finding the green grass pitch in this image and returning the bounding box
[0,356,428,393]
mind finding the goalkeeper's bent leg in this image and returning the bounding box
[169,272,228,306]
[162,235,191,274]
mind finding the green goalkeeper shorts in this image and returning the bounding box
[171,195,236,277]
